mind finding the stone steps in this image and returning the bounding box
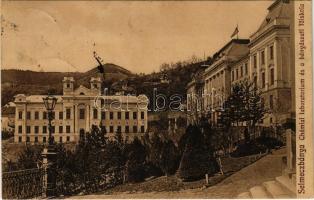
[237,192,251,199]
[237,175,296,199]
[249,186,270,198]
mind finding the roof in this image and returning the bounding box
[212,39,250,60]
[252,0,291,36]
[25,95,64,103]
[16,94,147,104]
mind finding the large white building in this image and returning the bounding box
[187,0,295,127]
[14,76,148,144]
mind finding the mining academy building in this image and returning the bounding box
[187,0,295,127]
[14,77,148,144]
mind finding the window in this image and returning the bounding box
[35,111,39,120]
[261,51,265,65]
[79,109,85,119]
[125,126,129,133]
[254,76,258,86]
[93,83,98,89]
[43,126,47,134]
[117,126,121,133]
[66,126,71,133]
[231,71,234,81]
[117,112,121,120]
[27,112,31,120]
[110,126,114,133]
[59,137,63,143]
[125,112,129,120]
[43,111,47,120]
[110,112,114,120]
[93,109,98,119]
[141,126,145,133]
[18,136,22,143]
[262,72,265,88]
[101,111,106,119]
[66,108,71,119]
[270,117,273,124]
[18,111,23,119]
[34,126,39,134]
[270,46,274,60]
[253,54,257,68]
[26,136,30,143]
[26,126,31,134]
[51,126,55,134]
[43,137,46,143]
[67,83,70,88]
[240,66,243,77]
[270,68,275,85]
[269,95,274,110]
[133,112,137,120]
[236,69,239,80]
[245,63,248,75]
[59,126,63,133]
[59,111,63,120]
[133,126,138,133]
[35,137,38,143]
[18,126,22,134]
[66,136,70,142]
[141,112,145,119]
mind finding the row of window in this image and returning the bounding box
[18,125,145,134]
[256,68,275,88]
[84,110,145,120]
[253,45,274,68]
[18,136,71,143]
[231,63,249,82]
[19,109,72,120]
[18,110,145,121]
[18,125,71,134]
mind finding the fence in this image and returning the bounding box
[2,168,45,199]
[2,165,125,199]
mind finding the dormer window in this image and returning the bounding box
[93,84,98,89]
[67,83,70,88]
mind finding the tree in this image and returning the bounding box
[159,140,180,176]
[125,137,147,182]
[178,125,218,181]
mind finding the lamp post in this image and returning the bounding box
[42,94,58,197]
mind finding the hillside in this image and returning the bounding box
[1,63,133,106]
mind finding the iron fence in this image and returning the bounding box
[2,168,45,199]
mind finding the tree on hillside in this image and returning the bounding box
[178,125,218,181]
[159,140,180,176]
[125,137,147,182]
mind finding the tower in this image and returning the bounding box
[63,77,74,95]
[90,77,101,95]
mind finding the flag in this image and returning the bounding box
[230,25,239,38]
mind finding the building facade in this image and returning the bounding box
[14,77,148,144]
[187,0,295,127]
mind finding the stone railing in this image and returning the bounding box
[2,168,45,199]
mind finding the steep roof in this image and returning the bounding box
[253,0,291,35]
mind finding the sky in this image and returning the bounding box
[2,1,272,74]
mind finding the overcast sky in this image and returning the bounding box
[2,1,272,74]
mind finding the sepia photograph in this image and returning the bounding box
[1,0,313,199]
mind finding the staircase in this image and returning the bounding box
[237,130,296,199]
[237,173,296,198]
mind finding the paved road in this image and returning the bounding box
[69,148,286,199]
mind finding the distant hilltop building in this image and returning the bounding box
[14,76,148,144]
[187,0,295,127]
